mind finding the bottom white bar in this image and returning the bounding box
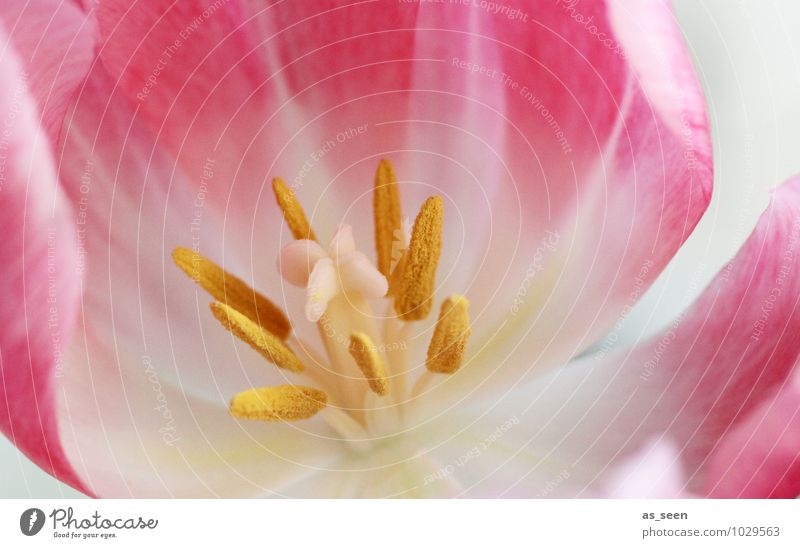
[1,499,797,547]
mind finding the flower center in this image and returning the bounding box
[173,159,471,448]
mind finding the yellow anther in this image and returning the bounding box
[172,247,290,339]
[388,251,407,298]
[373,159,403,279]
[272,177,317,241]
[230,385,327,421]
[426,295,471,374]
[348,332,389,396]
[394,196,444,321]
[210,302,304,373]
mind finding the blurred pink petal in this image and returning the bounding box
[704,370,800,498]
[604,437,689,498]
[506,176,800,495]
[0,0,96,142]
[0,31,86,494]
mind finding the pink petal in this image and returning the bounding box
[646,178,800,477]
[0,0,96,143]
[546,176,800,493]
[0,36,86,494]
[55,65,336,496]
[409,176,800,497]
[278,239,328,287]
[92,0,421,247]
[94,0,275,241]
[450,0,712,387]
[94,2,711,386]
[703,371,800,498]
[609,0,709,141]
[603,437,689,498]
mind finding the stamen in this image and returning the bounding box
[272,177,317,241]
[230,385,327,421]
[173,247,290,339]
[394,196,444,321]
[426,295,471,374]
[373,159,403,279]
[210,301,304,373]
[348,332,389,396]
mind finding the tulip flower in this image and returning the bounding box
[2,0,800,498]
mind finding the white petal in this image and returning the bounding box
[276,443,464,498]
[55,71,336,496]
[59,329,345,497]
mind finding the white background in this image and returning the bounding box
[1,499,798,546]
[2,0,800,498]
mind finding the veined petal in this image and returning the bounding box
[401,0,712,412]
[703,371,800,498]
[93,0,422,250]
[0,35,85,494]
[644,178,800,482]
[609,0,709,141]
[0,0,96,143]
[568,176,800,494]
[55,65,335,496]
[409,176,800,497]
[95,1,711,390]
